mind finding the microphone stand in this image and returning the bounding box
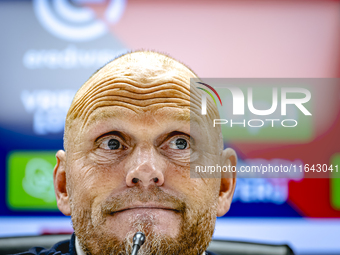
[131,232,145,255]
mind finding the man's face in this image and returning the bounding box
[54,52,236,255]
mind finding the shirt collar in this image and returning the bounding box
[75,236,86,255]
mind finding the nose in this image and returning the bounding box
[126,144,165,187]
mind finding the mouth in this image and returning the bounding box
[110,205,180,215]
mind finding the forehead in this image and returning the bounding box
[66,56,196,126]
[86,105,191,125]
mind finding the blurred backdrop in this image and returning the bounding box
[0,0,340,254]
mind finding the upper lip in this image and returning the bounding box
[111,203,179,214]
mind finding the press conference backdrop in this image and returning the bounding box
[0,1,340,255]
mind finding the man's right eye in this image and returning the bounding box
[99,138,122,150]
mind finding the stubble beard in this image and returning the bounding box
[71,186,218,255]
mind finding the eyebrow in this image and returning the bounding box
[153,108,204,124]
[170,110,190,121]
[84,109,121,129]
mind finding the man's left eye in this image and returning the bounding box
[169,138,189,150]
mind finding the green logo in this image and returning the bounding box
[330,153,340,210]
[7,151,58,210]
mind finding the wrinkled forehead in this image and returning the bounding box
[66,53,201,130]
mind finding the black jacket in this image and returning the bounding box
[12,233,219,255]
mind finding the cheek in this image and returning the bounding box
[68,158,125,209]
[166,164,219,209]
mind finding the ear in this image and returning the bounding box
[53,150,71,216]
[217,148,237,217]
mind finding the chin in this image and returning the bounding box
[105,209,181,240]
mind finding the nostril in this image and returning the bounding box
[153,177,159,183]
[132,178,139,184]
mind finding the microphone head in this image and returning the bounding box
[133,232,146,246]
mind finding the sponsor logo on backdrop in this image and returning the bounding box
[22,158,55,203]
[231,158,304,204]
[7,151,58,210]
[23,44,127,69]
[33,0,126,42]
[21,90,76,135]
[330,154,340,210]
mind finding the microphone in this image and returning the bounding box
[131,231,146,255]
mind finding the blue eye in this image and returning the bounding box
[169,138,189,150]
[108,139,120,150]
